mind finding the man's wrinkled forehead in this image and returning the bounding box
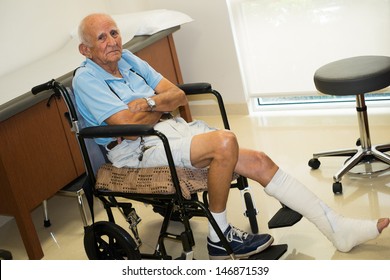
[86,14,118,35]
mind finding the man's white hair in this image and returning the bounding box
[77,13,116,46]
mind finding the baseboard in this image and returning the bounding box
[188,102,248,116]
[0,216,13,228]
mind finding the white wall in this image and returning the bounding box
[0,0,105,76]
[147,0,247,107]
[0,0,161,76]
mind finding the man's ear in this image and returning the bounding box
[79,43,91,58]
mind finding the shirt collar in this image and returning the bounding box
[83,53,133,81]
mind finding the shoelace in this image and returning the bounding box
[226,225,249,242]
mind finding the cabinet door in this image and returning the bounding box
[0,100,78,210]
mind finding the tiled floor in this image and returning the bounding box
[1,104,390,260]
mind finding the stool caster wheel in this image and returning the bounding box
[332,182,343,194]
[308,158,321,169]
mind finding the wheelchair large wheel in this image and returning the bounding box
[84,221,141,260]
[244,192,259,234]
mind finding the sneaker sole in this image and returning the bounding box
[209,236,274,260]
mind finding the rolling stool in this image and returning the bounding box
[308,56,390,194]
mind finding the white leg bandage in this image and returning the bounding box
[265,169,379,252]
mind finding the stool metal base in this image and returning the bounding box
[346,146,390,176]
[312,144,390,177]
[309,94,390,194]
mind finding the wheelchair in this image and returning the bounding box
[32,79,301,260]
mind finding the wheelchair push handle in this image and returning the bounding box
[31,79,57,95]
[31,79,74,114]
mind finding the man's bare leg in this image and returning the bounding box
[191,130,238,212]
[190,131,239,239]
[190,131,274,260]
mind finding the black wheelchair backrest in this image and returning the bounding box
[62,86,109,177]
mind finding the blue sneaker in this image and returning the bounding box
[207,224,273,260]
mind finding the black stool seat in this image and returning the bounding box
[314,56,390,96]
[309,56,390,194]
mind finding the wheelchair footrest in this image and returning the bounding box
[268,207,302,229]
[247,244,288,260]
[59,173,86,193]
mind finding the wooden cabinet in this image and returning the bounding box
[0,29,186,259]
[0,99,83,259]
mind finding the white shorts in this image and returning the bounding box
[107,117,217,169]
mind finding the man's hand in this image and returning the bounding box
[128,98,151,112]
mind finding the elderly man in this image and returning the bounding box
[73,13,389,260]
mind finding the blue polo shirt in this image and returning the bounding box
[72,49,163,145]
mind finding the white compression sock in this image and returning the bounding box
[208,210,229,242]
[264,168,379,252]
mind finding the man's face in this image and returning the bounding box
[82,16,123,67]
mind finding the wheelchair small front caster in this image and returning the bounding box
[244,192,259,234]
[44,219,51,228]
[308,158,321,169]
[332,182,343,194]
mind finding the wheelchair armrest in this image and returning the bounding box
[177,83,212,95]
[178,82,231,130]
[79,124,156,139]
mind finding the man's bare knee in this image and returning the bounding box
[214,130,239,160]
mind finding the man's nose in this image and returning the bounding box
[107,35,117,46]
